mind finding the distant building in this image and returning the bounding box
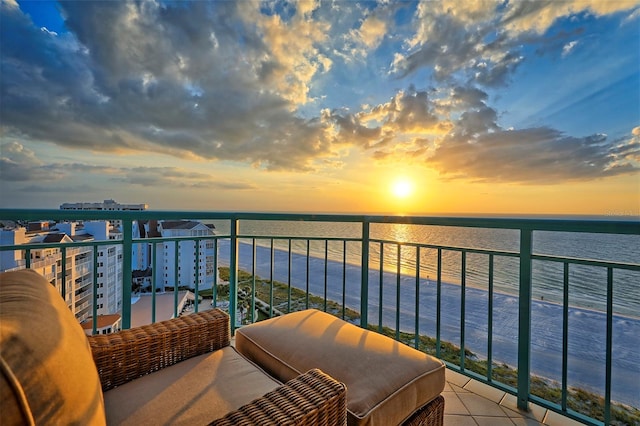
[60,199,148,230]
[60,199,148,212]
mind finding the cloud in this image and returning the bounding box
[0,0,636,189]
[422,82,640,185]
[392,1,525,87]
[0,142,61,181]
[237,1,332,105]
[327,83,639,184]
[0,142,257,192]
[327,86,444,152]
[111,166,256,190]
[392,0,637,88]
[427,126,640,184]
[502,1,640,34]
[623,8,640,24]
[562,40,579,57]
[1,1,336,171]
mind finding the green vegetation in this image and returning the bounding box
[216,267,360,322]
[198,284,228,299]
[215,267,639,425]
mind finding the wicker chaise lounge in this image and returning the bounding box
[0,270,346,425]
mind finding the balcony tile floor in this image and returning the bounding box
[444,369,582,426]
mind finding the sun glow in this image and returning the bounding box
[391,179,413,199]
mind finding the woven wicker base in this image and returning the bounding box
[402,395,445,426]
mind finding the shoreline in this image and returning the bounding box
[226,239,639,321]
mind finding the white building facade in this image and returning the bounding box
[132,220,217,292]
[0,221,122,323]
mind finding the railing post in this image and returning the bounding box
[61,247,67,303]
[174,241,179,318]
[517,227,532,410]
[194,240,200,313]
[360,220,370,328]
[122,218,133,330]
[229,218,239,334]
[152,243,157,323]
[92,248,99,335]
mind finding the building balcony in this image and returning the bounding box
[0,209,638,426]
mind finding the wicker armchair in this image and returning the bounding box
[88,309,347,425]
[1,269,346,426]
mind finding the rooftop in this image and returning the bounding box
[81,314,121,330]
[130,291,196,328]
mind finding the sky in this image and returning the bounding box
[1,0,639,216]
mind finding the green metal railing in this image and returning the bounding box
[0,209,638,425]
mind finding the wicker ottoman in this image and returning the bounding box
[236,309,445,426]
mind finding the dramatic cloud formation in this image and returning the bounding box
[0,142,60,181]
[0,0,638,206]
[0,141,257,190]
[429,128,639,184]
[2,1,337,170]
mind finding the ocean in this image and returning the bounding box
[208,218,639,406]
[210,218,639,317]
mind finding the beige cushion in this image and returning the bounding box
[0,269,106,425]
[236,309,446,426]
[104,346,281,425]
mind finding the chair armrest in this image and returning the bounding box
[210,369,347,426]
[88,309,229,391]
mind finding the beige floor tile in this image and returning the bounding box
[543,410,584,426]
[458,393,510,417]
[443,392,471,415]
[464,379,507,403]
[446,369,472,388]
[449,383,471,393]
[442,372,578,426]
[473,416,516,426]
[444,414,478,426]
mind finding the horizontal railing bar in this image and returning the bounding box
[0,240,125,251]
[2,209,638,234]
[237,235,362,243]
[136,235,224,242]
[0,235,226,253]
[532,253,640,271]
[370,239,521,258]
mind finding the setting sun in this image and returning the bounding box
[391,179,413,199]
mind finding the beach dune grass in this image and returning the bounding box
[210,267,638,425]
[214,267,360,322]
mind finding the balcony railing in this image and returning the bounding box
[0,209,638,426]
